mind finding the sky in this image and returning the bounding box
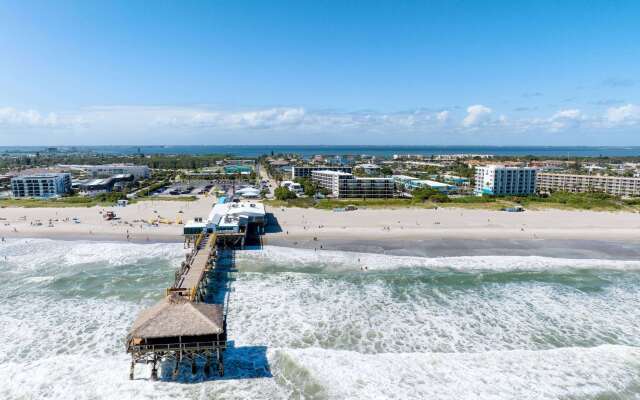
[0,0,638,146]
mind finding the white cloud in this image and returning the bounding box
[548,109,583,131]
[436,110,450,122]
[0,107,71,128]
[462,105,492,127]
[2,102,640,145]
[551,109,582,120]
[161,107,306,129]
[606,104,640,125]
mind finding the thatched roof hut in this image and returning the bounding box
[128,294,224,343]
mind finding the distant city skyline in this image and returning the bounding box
[0,0,638,145]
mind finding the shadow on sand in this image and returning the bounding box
[264,212,283,234]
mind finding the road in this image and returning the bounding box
[256,162,276,199]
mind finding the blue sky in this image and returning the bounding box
[0,0,638,145]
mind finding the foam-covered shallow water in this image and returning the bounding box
[1,239,639,399]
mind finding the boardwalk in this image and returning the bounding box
[126,232,230,380]
[176,233,216,299]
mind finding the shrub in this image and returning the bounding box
[274,186,297,200]
[412,187,444,202]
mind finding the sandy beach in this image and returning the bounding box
[2,200,640,245]
[264,206,640,242]
[0,197,214,243]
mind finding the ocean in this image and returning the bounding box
[3,145,640,158]
[1,238,639,399]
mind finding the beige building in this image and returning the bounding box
[537,173,640,197]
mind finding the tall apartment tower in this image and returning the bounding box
[474,165,537,196]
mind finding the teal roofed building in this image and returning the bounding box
[224,165,253,174]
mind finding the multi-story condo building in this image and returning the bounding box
[537,173,640,197]
[311,170,395,198]
[11,173,72,198]
[474,165,537,196]
[392,175,457,194]
[82,164,150,179]
[292,165,352,180]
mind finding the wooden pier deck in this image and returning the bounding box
[175,233,216,298]
[126,231,232,380]
[126,211,261,381]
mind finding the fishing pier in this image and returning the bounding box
[125,200,265,380]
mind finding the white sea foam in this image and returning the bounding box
[0,238,185,273]
[1,239,638,399]
[0,292,287,400]
[272,345,640,400]
[238,245,640,272]
[227,269,640,354]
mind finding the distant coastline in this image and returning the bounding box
[3,145,640,158]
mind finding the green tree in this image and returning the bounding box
[412,187,447,202]
[275,186,297,200]
[295,177,319,196]
[380,166,393,176]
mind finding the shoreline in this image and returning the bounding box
[0,230,182,244]
[4,231,640,261]
[264,237,640,260]
[2,202,640,258]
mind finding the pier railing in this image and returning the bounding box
[129,340,227,354]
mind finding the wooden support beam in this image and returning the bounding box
[150,357,158,381]
[172,357,180,379]
[129,358,135,380]
[204,353,211,377]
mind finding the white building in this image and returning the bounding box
[291,165,352,179]
[280,181,303,195]
[78,164,150,179]
[355,163,381,175]
[11,173,72,198]
[206,201,266,233]
[537,173,640,197]
[311,170,395,198]
[475,165,537,196]
[235,186,261,198]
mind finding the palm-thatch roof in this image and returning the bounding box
[128,294,224,340]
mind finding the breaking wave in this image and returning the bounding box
[0,238,638,399]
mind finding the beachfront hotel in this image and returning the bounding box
[70,164,150,179]
[537,172,640,197]
[311,170,395,198]
[291,165,353,180]
[11,173,72,198]
[474,165,538,196]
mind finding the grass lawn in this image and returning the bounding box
[143,195,198,202]
[0,197,112,208]
[0,194,199,208]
